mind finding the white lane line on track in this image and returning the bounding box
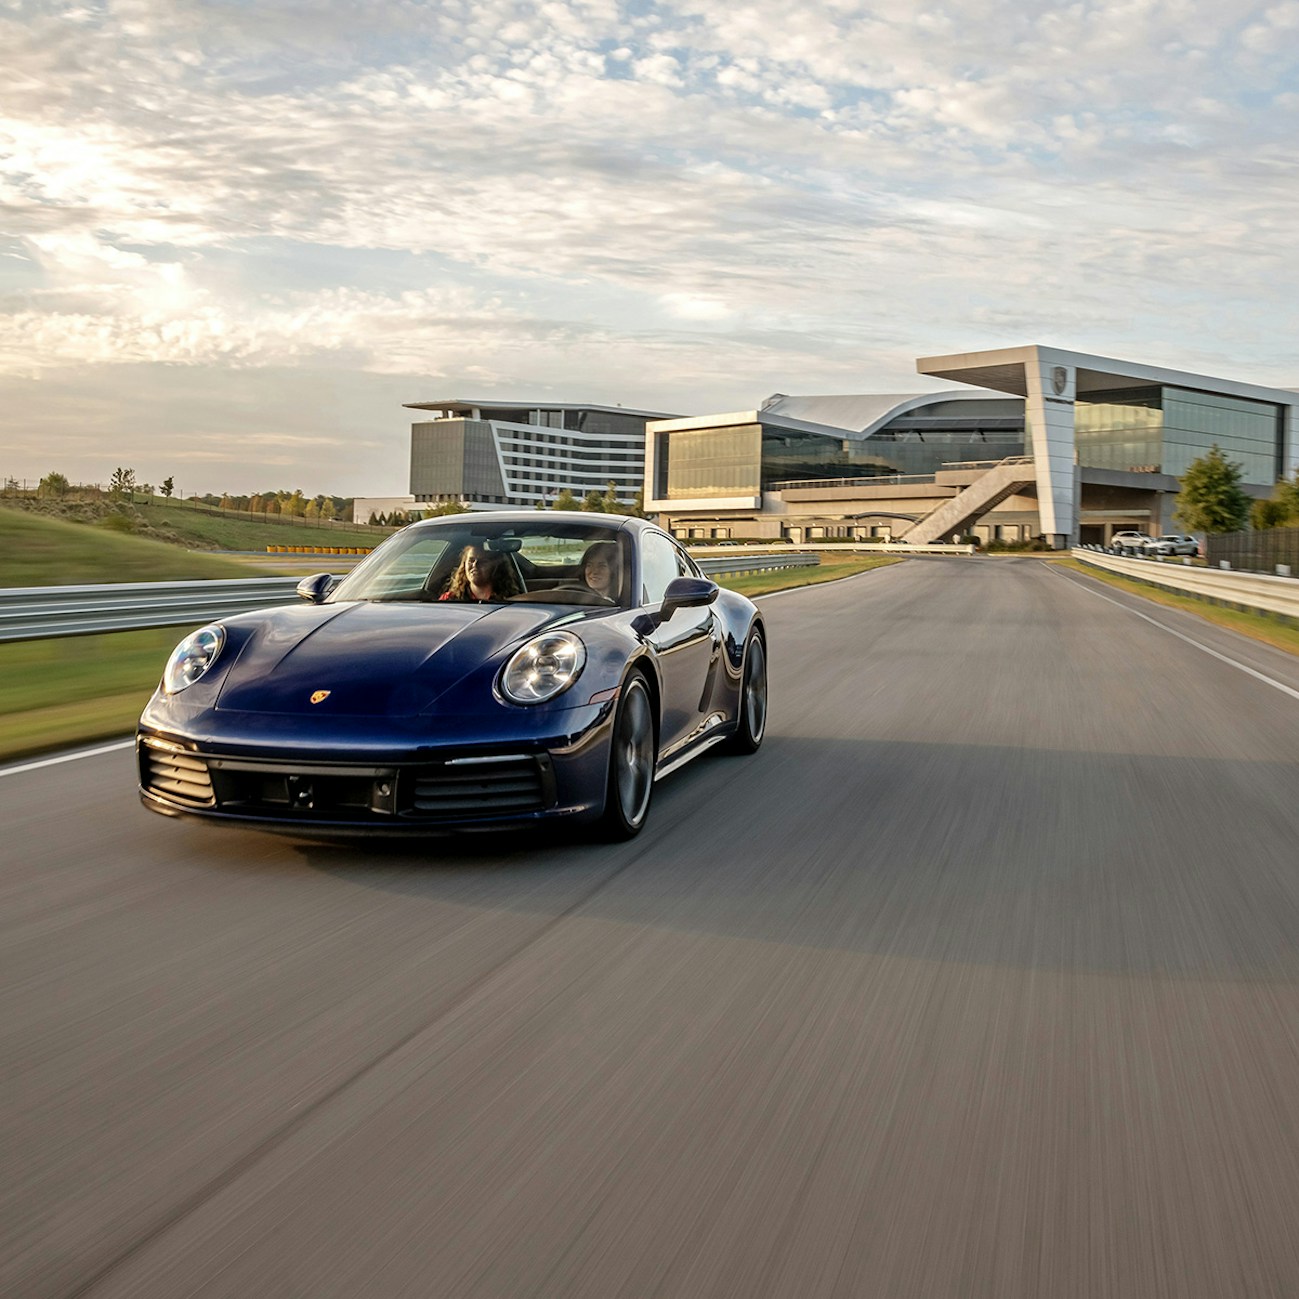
[1056,568,1299,704]
[0,738,135,778]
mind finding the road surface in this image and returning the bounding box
[4,557,1299,1297]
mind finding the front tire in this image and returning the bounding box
[727,632,767,755]
[600,675,656,839]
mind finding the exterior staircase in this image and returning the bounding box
[898,456,1036,545]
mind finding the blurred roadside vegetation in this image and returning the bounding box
[0,628,179,762]
[0,509,276,587]
[0,504,388,587]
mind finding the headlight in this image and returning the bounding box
[163,624,226,694]
[500,631,586,705]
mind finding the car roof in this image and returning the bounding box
[408,510,647,532]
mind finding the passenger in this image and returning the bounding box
[439,545,522,603]
[579,541,621,601]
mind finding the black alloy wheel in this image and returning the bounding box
[600,675,656,839]
[727,632,767,755]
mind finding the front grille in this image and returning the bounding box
[141,741,552,824]
[140,742,215,808]
[204,759,398,819]
[406,756,547,819]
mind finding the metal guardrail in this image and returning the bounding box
[0,577,303,641]
[0,554,821,642]
[696,553,819,578]
[1071,548,1299,621]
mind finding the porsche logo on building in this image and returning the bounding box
[310,690,332,705]
[1051,365,1069,396]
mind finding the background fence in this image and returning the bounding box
[1205,527,1299,576]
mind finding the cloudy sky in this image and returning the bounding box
[2,0,1297,496]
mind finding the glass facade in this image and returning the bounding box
[1075,387,1282,483]
[1072,389,1163,473]
[659,424,762,499]
[760,416,1024,486]
[1162,388,1282,483]
[657,401,1027,496]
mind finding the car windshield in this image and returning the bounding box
[328,519,634,608]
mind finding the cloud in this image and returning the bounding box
[1,0,1297,492]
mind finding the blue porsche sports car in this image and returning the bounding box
[136,512,767,838]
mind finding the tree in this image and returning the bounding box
[1173,445,1250,535]
[38,471,69,499]
[161,476,174,498]
[285,490,306,516]
[1251,496,1289,530]
[629,487,647,519]
[601,480,621,512]
[582,489,605,511]
[553,488,579,511]
[320,498,336,522]
[304,498,320,519]
[109,466,136,500]
[249,494,265,513]
[1276,470,1299,525]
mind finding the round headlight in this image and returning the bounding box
[163,624,226,694]
[500,631,586,705]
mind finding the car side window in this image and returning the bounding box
[640,533,681,605]
[673,544,702,579]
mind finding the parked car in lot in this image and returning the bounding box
[1145,534,1200,557]
[137,512,768,840]
[1110,531,1153,555]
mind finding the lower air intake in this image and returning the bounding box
[140,744,215,808]
[408,756,546,818]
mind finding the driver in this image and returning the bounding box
[579,541,621,602]
[439,544,523,603]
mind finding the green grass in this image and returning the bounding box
[0,627,179,763]
[0,509,277,587]
[1058,557,1299,656]
[131,500,385,552]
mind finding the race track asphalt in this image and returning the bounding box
[3,556,1299,1298]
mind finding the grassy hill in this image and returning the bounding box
[0,508,285,587]
[7,496,387,555]
[129,499,386,552]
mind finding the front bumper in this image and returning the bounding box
[136,698,617,833]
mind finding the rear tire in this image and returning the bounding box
[599,675,656,839]
[726,632,767,755]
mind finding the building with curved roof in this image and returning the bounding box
[648,347,1299,547]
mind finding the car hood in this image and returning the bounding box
[215,600,573,716]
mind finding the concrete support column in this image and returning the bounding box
[1025,354,1077,546]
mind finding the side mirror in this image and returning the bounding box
[660,576,719,622]
[296,573,336,604]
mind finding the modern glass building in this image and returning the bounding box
[1073,387,1285,482]
[405,400,673,510]
[651,392,1025,505]
[648,349,1299,547]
